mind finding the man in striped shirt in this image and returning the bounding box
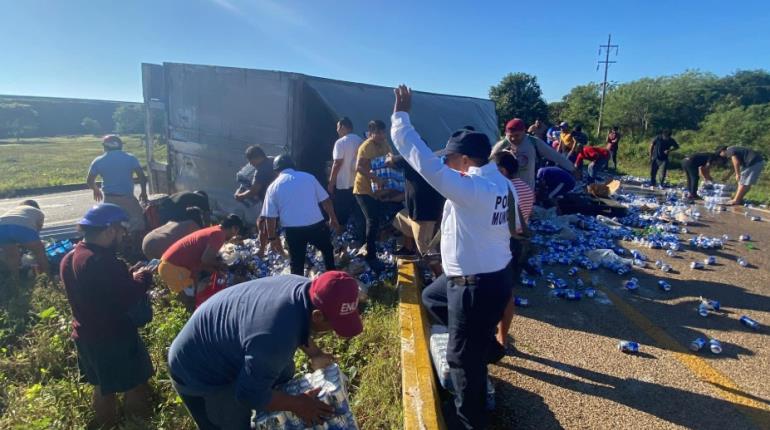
[492,151,533,352]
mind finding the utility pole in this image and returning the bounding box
[596,34,618,135]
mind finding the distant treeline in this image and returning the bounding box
[0,95,142,139]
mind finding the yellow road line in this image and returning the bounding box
[594,283,770,428]
[398,260,446,430]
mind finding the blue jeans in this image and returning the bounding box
[422,262,513,429]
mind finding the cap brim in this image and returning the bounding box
[331,312,363,338]
[434,148,457,157]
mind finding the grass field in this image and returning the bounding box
[0,135,165,196]
[0,273,402,429]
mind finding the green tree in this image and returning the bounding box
[695,102,770,156]
[80,117,102,135]
[489,73,549,133]
[547,101,566,125]
[0,103,39,140]
[560,83,602,133]
[603,78,667,139]
[718,69,770,107]
[113,104,145,134]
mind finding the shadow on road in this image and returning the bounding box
[499,352,765,430]
[489,376,564,430]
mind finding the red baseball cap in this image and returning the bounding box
[309,271,363,338]
[505,119,526,132]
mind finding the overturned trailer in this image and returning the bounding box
[141,62,498,217]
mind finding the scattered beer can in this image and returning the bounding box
[740,315,760,330]
[681,227,689,234]
[739,234,751,241]
[568,267,579,276]
[704,256,716,265]
[750,216,761,222]
[737,257,748,267]
[721,234,729,241]
[698,303,710,317]
[575,278,585,288]
[624,279,639,291]
[666,249,676,257]
[565,289,581,301]
[709,339,723,354]
[618,341,639,353]
[584,288,597,298]
[703,299,720,311]
[661,264,672,273]
[513,296,529,307]
[655,260,663,268]
[689,337,707,352]
[690,261,704,270]
[657,280,672,292]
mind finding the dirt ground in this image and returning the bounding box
[489,192,770,429]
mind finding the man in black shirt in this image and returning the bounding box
[164,191,211,224]
[649,130,679,186]
[234,145,276,253]
[717,146,766,205]
[387,154,445,257]
[680,153,720,199]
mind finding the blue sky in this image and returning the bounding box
[1,0,768,103]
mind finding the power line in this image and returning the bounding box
[596,34,618,135]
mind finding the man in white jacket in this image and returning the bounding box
[391,85,519,429]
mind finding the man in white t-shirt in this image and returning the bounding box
[327,117,363,228]
[264,155,341,276]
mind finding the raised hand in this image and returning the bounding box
[393,85,412,114]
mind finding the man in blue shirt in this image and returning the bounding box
[87,135,148,236]
[168,271,363,429]
[536,166,576,207]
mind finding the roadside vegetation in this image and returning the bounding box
[0,272,401,429]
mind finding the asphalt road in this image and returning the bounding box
[490,194,770,429]
[0,186,143,240]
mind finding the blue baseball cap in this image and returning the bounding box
[78,203,130,227]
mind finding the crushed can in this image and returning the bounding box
[689,337,707,352]
[709,339,723,354]
[513,296,529,307]
[618,341,639,353]
[739,315,760,330]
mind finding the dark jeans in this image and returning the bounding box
[333,188,361,229]
[354,194,382,261]
[681,159,700,197]
[587,157,608,182]
[422,262,514,429]
[609,147,618,169]
[650,158,669,186]
[172,363,294,430]
[284,221,336,275]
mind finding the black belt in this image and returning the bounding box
[448,275,479,286]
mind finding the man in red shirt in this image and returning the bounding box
[159,214,244,295]
[575,145,610,182]
[60,204,155,428]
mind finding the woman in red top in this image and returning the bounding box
[606,126,621,170]
[575,145,610,182]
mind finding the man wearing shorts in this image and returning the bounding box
[60,204,154,428]
[717,146,766,205]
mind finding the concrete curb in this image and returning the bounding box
[398,260,446,430]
